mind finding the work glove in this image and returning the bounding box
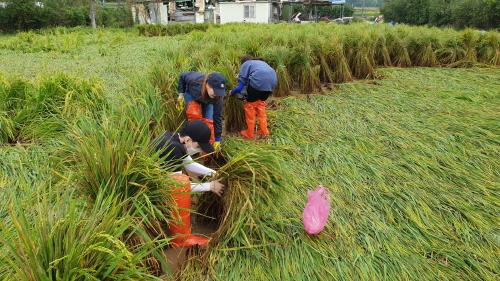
[213,137,221,150]
[176,93,185,112]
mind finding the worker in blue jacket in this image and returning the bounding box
[230,55,277,139]
[177,72,226,146]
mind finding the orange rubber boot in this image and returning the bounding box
[201,118,215,144]
[169,174,209,247]
[255,100,270,135]
[240,101,257,139]
[186,101,202,121]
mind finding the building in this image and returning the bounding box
[132,0,346,25]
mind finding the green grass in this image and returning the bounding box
[0,25,499,280]
[353,7,380,18]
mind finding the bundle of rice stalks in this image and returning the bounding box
[290,44,321,94]
[326,41,353,84]
[374,32,393,67]
[392,35,413,68]
[456,29,479,64]
[223,96,246,133]
[405,27,440,68]
[311,40,335,85]
[179,139,291,279]
[263,46,292,97]
[350,35,377,80]
[477,31,500,66]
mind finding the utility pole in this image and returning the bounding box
[90,0,97,28]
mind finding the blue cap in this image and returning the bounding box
[207,72,227,97]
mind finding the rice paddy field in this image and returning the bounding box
[0,23,499,280]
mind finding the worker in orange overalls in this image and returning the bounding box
[177,72,226,148]
[151,120,225,247]
[230,55,277,139]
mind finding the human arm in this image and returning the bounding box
[182,155,215,176]
[178,72,188,95]
[230,81,245,95]
[213,100,223,141]
[190,179,225,197]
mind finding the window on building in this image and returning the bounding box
[244,5,255,18]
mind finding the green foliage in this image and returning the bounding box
[0,1,133,32]
[381,0,500,29]
[136,22,215,37]
[292,4,354,20]
[54,114,173,217]
[349,0,385,7]
[1,25,500,279]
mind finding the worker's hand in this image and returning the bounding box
[228,90,234,96]
[176,94,185,111]
[213,141,220,150]
[210,178,225,197]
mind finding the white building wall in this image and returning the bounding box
[148,3,169,25]
[219,2,271,24]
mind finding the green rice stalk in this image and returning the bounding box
[350,35,376,80]
[0,185,167,280]
[477,32,500,66]
[181,140,290,279]
[53,114,176,224]
[291,44,321,94]
[375,33,393,67]
[224,97,246,132]
[264,46,292,97]
[328,41,353,84]
[393,36,413,68]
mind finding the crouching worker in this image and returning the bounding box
[230,55,277,139]
[151,120,225,247]
[177,71,226,147]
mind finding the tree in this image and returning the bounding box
[89,0,96,28]
[381,0,500,29]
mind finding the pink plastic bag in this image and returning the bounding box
[302,185,331,235]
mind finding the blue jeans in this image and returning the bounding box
[183,92,214,120]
